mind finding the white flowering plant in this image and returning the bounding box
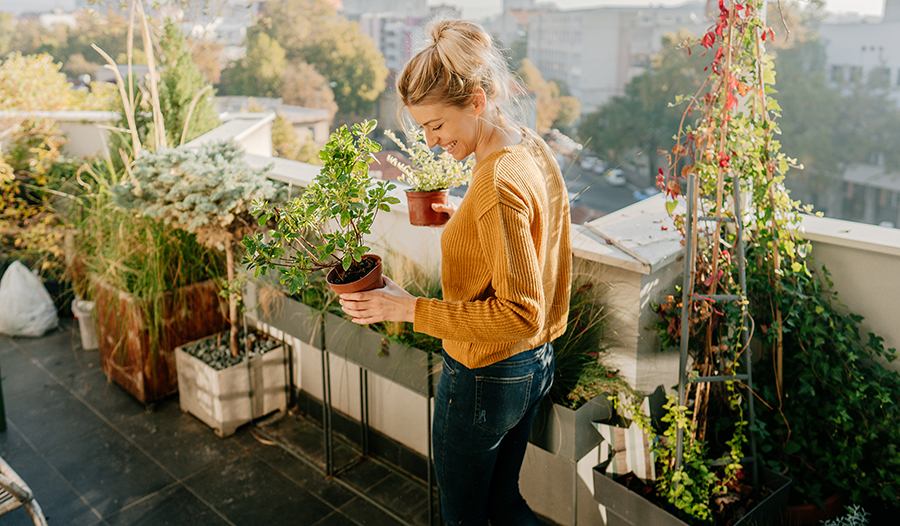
[384,129,473,192]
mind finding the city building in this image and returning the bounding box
[358,13,430,73]
[820,0,899,95]
[341,0,428,17]
[815,0,900,226]
[525,2,710,114]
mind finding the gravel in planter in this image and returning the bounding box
[181,330,280,370]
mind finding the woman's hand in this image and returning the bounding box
[339,276,417,325]
[432,201,457,221]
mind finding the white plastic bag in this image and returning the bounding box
[0,261,59,337]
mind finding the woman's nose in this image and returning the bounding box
[424,129,438,148]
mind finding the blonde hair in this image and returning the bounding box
[397,18,517,117]
[396,18,556,170]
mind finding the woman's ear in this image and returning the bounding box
[472,88,486,116]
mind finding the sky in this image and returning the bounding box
[0,0,886,19]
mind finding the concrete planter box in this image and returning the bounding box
[593,461,792,526]
[175,332,287,437]
[529,394,614,461]
[242,281,324,348]
[323,312,440,397]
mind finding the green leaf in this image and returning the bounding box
[666,200,678,215]
[783,441,801,455]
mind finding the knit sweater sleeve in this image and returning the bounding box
[413,160,545,343]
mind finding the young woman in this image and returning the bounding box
[338,18,572,526]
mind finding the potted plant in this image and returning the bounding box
[79,199,227,404]
[640,0,900,520]
[243,120,400,295]
[383,129,472,226]
[528,259,633,461]
[746,248,900,521]
[113,140,290,436]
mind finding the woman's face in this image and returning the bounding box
[406,99,481,162]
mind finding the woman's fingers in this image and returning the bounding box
[339,276,416,324]
[431,201,457,218]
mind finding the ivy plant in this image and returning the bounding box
[243,120,400,294]
[651,0,900,515]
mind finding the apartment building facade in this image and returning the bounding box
[525,3,709,114]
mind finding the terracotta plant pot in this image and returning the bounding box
[783,492,845,525]
[405,189,450,226]
[326,254,385,294]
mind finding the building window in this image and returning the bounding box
[849,66,863,83]
[831,65,845,83]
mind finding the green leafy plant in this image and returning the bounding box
[114,141,284,357]
[641,0,804,522]
[550,260,630,409]
[243,120,400,294]
[650,0,900,516]
[383,129,473,192]
[748,249,900,507]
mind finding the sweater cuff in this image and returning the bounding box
[413,296,437,335]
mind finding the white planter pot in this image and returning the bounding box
[175,334,287,437]
[71,297,98,350]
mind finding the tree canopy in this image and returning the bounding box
[256,0,387,118]
[156,21,221,147]
[278,60,338,118]
[219,30,287,98]
[577,31,706,181]
[517,58,581,134]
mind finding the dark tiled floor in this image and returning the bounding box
[0,319,439,526]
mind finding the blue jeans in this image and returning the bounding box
[432,343,554,526]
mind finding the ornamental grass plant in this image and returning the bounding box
[550,259,631,409]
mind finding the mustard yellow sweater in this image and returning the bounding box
[413,130,572,369]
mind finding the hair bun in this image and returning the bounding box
[429,20,450,46]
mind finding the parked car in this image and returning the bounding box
[606,168,626,186]
[633,186,661,201]
[580,156,598,170]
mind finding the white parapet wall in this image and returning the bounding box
[0,110,118,159]
[570,194,685,395]
[801,214,900,372]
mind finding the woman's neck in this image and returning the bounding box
[473,110,523,163]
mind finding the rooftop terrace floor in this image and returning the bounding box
[0,318,445,526]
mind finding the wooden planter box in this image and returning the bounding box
[95,278,227,404]
[593,460,792,526]
[242,281,324,348]
[175,332,288,437]
[528,394,614,461]
[323,312,440,397]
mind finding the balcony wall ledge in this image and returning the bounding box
[800,213,900,257]
[572,193,683,275]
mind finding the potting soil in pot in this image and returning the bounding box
[181,330,279,370]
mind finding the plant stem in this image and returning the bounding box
[225,240,239,357]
